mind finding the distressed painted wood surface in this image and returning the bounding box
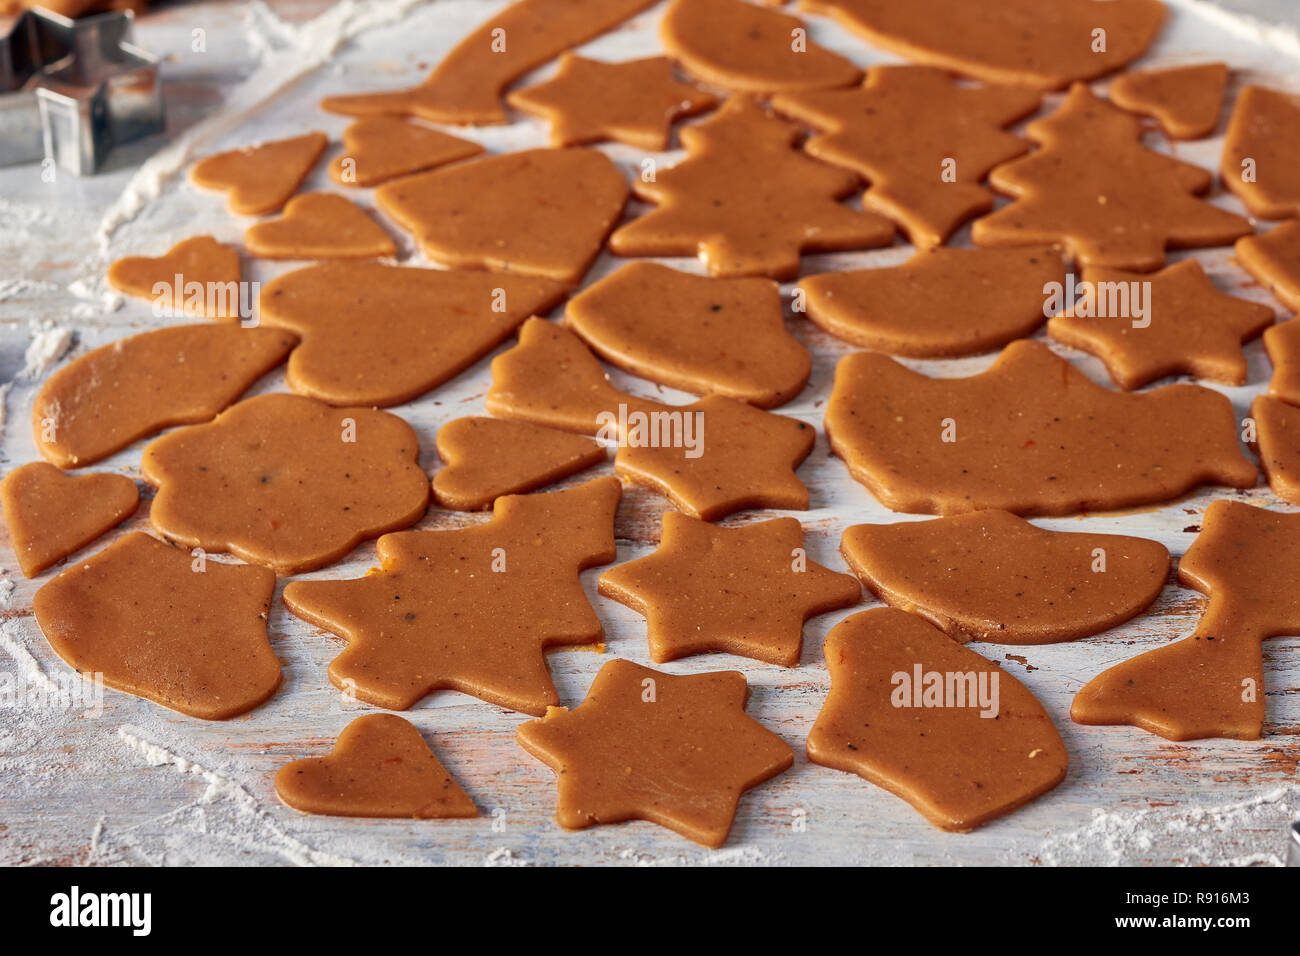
[0,0,1298,866]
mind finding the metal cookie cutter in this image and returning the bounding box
[0,7,164,175]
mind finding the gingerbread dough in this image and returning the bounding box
[516,659,793,847]
[772,65,1041,249]
[600,513,859,665]
[1109,62,1228,140]
[34,532,280,720]
[1264,317,1300,406]
[610,97,893,279]
[143,393,429,575]
[107,236,241,320]
[1221,85,1300,220]
[259,262,567,407]
[432,417,607,511]
[1073,500,1300,740]
[808,607,1068,832]
[799,0,1165,90]
[1252,395,1300,505]
[190,132,327,216]
[825,339,1257,516]
[319,0,657,125]
[841,511,1169,645]
[33,324,296,469]
[1047,259,1275,389]
[661,0,860,94]
[506,54,717,149]
[282,477,621,715]
[974,84,1251,271]
[376,148,628,286]
[329,117,482,187]
[798,246,1064,357]
[275,714,476,819]
[1,463,138,578]
[1237,221,1300,315]
[244,193,396,260]
[565,261,810,408]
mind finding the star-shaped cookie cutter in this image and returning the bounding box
[0,7,164,175]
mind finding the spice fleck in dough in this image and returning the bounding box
[973,84,1251,272]
[825,338,1257,516]
[107,236,241,320]
[565,261,810,408]
[516,658,793,847]
[1,463,138,578]
[1237,221,1300,316]
[1109,62,1228,140]
[798,246,1064,357]
[1047,259,1275,390]
[808,607,1068,832]
[33,532,281,720]
[506,54,717,150]
[1221,85,1300,220]
[282,477,621,715]
[660,0,861,94]
[1073,501,1300,740]
[190,132,327,216]
[275,714,476,819]
[432,417,607,511]
[142,393,429,575]
[799,0,1166,90]
[840,511,1169,645]
[376,148,628,287]
[599,513,860,665]
[244,193,396,260]
[773,65,1041,249]
[319,0,657,126]
[329,117,482,187]
[33,324,297,469]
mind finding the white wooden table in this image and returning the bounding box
[1,0,1298,866]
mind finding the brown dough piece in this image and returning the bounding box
[825,338,1257,516]
[190,132,327,216]
[432,416,607,511]
[329,117,482,187]
[33,324,297,469]
[564,261,810,408]
[599,512,859,665]
[800,0,1165,90]
[1221,85,1300,220]
[1236,221,1300,315]
[107,236,242,320]
[516,658,793,847]
[275,714,476,819]
[376,148,628,286]
[1072,500,1299,740]
[319,0,656,125]
[244,193,396,260]
[282,477,620,715]
[797,246,1063,357]
[1109,62,1228,140]
[660,0,861,94]
[506,54,717,150]
[1047,259,1275,390]
[772,65,1041,249]
[973,84,1251,272]
[1264,316,1300,406]
[840,511,1169,645]
[143,393,429,575]
[259,262,566,407]
[609,97,894,279]
[1251,395,1300,505]
[488,320,816,519]
[808,607,1068,832]
[33,532,280,720]
[0,463,138,578]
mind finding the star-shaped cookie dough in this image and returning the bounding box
[507,54,717,150]
[599,513,860,665]
[282,477,621,716]
[516,659,793,847]
[1047,259,1275,390]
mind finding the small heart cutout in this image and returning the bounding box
[108,236,242,319]
[245,193,397,260]
[330,117,482,187]
[191,131,328,216]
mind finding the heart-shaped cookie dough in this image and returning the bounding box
[107,236,242,320]
[329,117,482,187]
[191,131,328,216]
[245,192,396,260]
